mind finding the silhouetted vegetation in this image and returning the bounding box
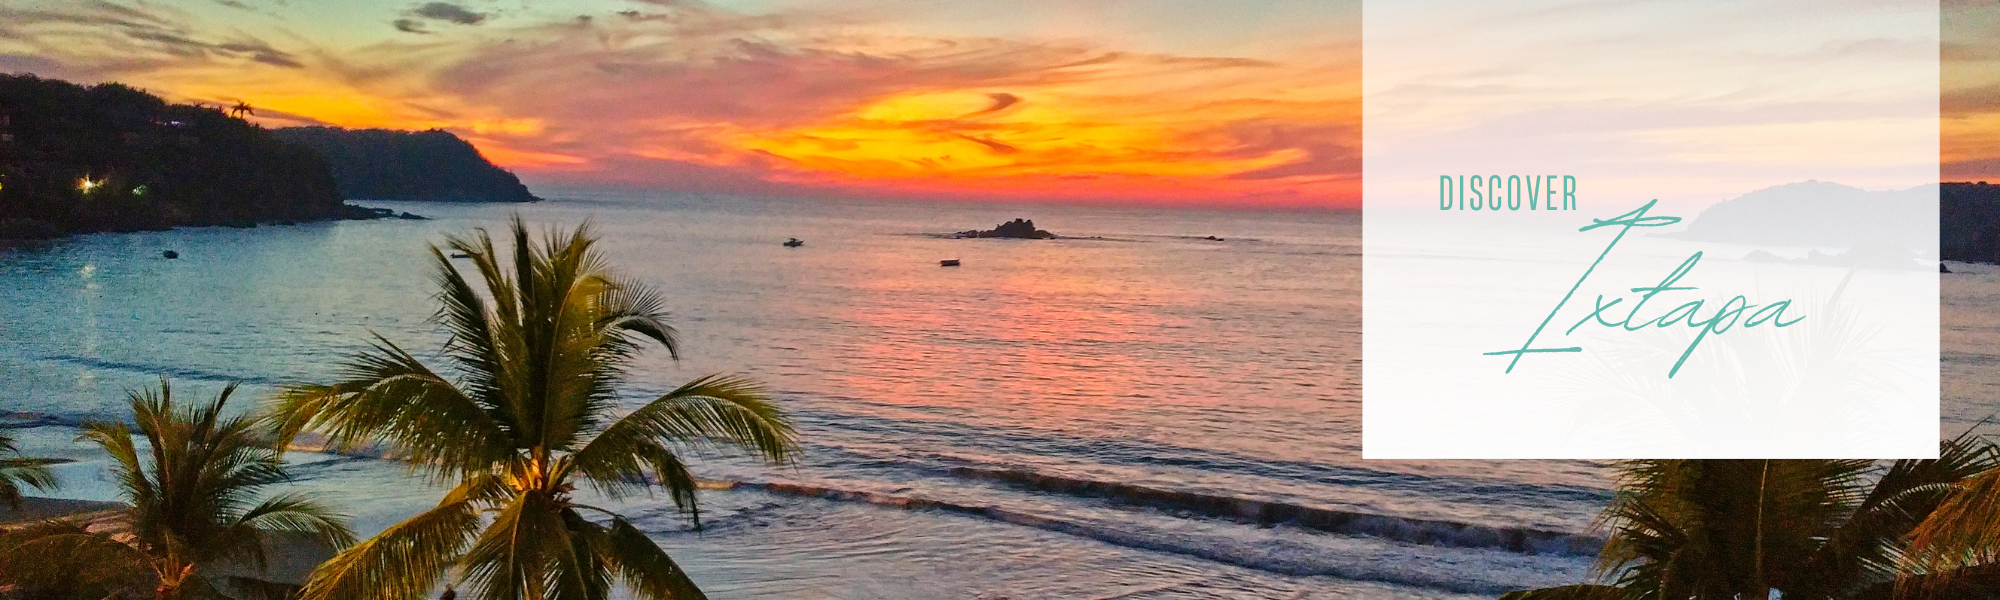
[270,127,541,203]
[0,73,378,239]
[1502,438,2000,600]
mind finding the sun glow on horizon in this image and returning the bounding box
[0,0,1362,206]
[7,0,1993,203]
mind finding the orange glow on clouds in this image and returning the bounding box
[0,0,1361,207]
[5,0,1998,202]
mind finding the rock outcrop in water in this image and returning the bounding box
[956,218,1054,239]
[0,73,384,239]
[270,126,541,203]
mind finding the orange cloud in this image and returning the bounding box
[0,0,1359,206]
[1946,0,2000,181]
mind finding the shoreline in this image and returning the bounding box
[0,204,425,243]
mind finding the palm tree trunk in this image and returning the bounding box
[1753,460,1769,600]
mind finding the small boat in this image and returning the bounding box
[940,259,960,267]
[784,238,804,248]
[162,250,178,259]
[450,252,471,259]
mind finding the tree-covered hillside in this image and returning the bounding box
[270,127,540,203]
[0,73,370,239]
[1944,181,2000,262]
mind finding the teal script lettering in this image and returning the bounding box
[1482,200,1805,378]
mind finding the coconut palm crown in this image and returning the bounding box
[1501,435,2000,600]
[82,380,354,599]
[273,217,798,600]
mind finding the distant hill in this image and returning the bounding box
[1943,181,2000,262]
[1671,180,1935,249]
[1665,180,2000,263]
[0,73,374,239]
[270,127,540,203]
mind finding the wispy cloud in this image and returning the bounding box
[409,2,486,26]
[391,18,428,34]
[0,1,307,78]
[1945,0,2000,180]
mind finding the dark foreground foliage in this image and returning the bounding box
[0,73,380,239]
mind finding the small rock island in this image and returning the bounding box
[955,218,1054,239]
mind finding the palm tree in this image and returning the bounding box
[272,218,797,600]
[0,429,58,510]
[1501,435,2000,600]
[228,101,253,119]
[0,380,354,600]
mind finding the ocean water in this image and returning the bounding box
[1,192,1990,598]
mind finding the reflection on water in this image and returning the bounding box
[3,192,1989,598]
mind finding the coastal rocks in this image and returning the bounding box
[1744,243,1929,270]
[956,218,1054,239]
[345,206,427,221]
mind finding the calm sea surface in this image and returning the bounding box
[3,192,1993,598]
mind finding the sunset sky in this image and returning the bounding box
[1364,0,1941,210]
[0,0,1993,207]
[0,0,1358,206]
[1947,0,2000,183]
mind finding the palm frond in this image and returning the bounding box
[580,375,796,462]
[570,375,796,518]
[271,336,514,478]
[1497,584,1631,600]
[599,278,680,361]
[0,430,59,509]
[233,492,358,550]
[77,418,154,511]
[430,244,517,429]
[597,515,707,600]
[459,492,567,600]
[1903,468,2000,578]
[295,475,499,600]
[553,509,615,600]
[1798,435,2000,596]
